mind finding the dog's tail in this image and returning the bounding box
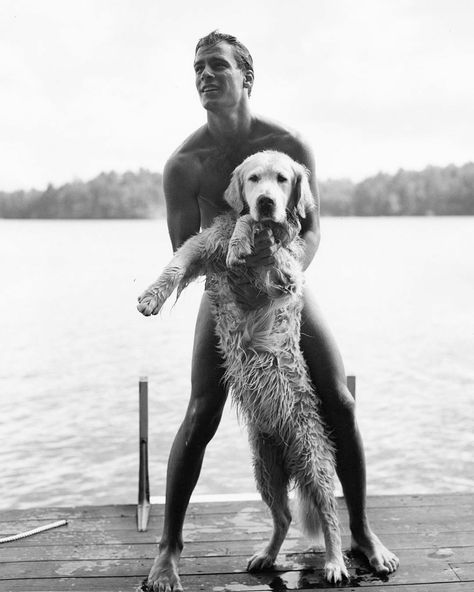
[294,485,324,547]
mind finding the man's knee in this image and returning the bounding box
[182,384,226,447]
[320,380,357,431]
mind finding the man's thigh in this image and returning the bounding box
[300,288,351,411]
[189,292,227,413]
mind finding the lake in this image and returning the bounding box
[0,217,472,509]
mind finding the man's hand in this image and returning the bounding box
[228,228,280,311]
[245,228,279,268]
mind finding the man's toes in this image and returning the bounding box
[387,554,399,572]
[369,555,389,574]
[385,558,395,573]
[154,579,182,592]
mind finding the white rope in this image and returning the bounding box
[0,519,68,543]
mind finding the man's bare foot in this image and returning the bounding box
[351,529,399,575]
[147,549,183,592]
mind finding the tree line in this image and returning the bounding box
[1,162,473,218]
[321,162,474,216]
[0,170,165,219]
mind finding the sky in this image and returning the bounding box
[1,0,473,191]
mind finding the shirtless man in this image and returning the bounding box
[146,31,399,591]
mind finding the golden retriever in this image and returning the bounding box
[137,150,348,583]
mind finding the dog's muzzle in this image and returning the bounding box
[257,195,275,219]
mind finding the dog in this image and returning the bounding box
[137,150,348,583]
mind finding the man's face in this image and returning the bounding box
[194,42,248,111]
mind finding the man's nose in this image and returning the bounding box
[201,67,215,80]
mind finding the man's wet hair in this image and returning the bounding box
[195,31,254,94]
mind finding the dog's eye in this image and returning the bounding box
[248,174,259,183]
[277,174,288,183]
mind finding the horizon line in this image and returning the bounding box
[2,159,473,194]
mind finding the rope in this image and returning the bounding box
[0,519,68,543]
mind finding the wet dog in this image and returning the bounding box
[137,150,348,583]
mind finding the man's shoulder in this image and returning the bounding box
[166,124,222,175]
[252,116,313,162]
[167,126,206,164]
[164,126,211,183]
[253,115,297,137]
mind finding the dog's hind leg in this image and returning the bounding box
[297,477,348,584]
[247,432,291,572]
[317,489,348,583]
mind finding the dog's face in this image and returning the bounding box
[224,151,314,223]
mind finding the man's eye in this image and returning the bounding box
[277,174,288,183]
[248,175,259,182]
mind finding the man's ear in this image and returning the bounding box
[224,165,247,214]
[243,70,254,95]
[289,163,314,219]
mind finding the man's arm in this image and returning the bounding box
[163,153,201,252]
[289,136,321,271]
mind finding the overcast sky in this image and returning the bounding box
[1,0,473,191]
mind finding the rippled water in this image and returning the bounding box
[0,217,472,509]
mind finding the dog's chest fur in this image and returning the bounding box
[203,214,305,351]
[201,213,311,433]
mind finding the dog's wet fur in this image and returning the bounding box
[138,151,348,582]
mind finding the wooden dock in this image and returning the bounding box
[0,493,472,591]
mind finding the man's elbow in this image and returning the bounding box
[311,225,321,251]
[301,228,320,270]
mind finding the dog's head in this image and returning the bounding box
[224,150,314,223]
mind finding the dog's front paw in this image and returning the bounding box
[137,290,162,316]
[226,249,246,268]
[247,551,276,572]
[227,239,252,268]
[324,557,349,584]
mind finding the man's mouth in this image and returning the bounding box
[202,86,219,93]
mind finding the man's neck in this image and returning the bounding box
[206,105,254,147]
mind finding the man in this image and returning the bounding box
[147,31,399,591]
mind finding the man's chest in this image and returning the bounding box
[198,137,287,203]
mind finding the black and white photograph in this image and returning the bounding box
[0,1,473,590]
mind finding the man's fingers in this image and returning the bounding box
[253,233,274,251]
[254,227,273,240]
[246,251,276,267]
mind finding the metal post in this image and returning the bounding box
[137,376,151,531]
[346,375,356,399]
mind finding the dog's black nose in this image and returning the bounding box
[257,195,274,215]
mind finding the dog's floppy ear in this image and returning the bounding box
[224,164,247,214]
[289,163,314,219]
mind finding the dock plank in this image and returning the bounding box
[0,493,471,522]
[3,579,472,592]
[1,503,472,537]
[450,562,474,581]
[1,547,472,578]
[0,493,472,592]
[1,531,473,561]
